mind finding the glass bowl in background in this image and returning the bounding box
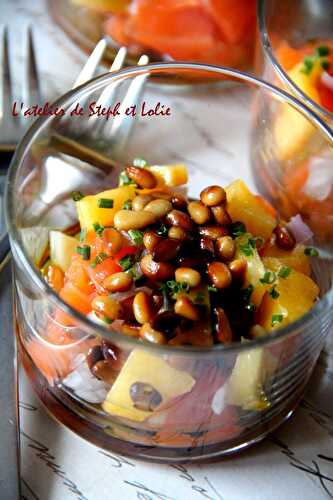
[48,0,256,70]
[6,64,333,462]
[256,0,333,243]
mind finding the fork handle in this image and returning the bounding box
[0,259,21,499]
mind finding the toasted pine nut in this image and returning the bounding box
[133,291,154,324]
[168,226,187,240]
[114,209,157,230]
[187,201,211,225]
[139,323,166,344]
[144,199,172,218]
[274,225,296,250]
[208,262,232,289]
[198,225,228,240]
[132,194,153,211]
[200,185,226,207]
[175,296,200,321]
[92,295,123,321]
[92,360,117,384]
[143,231,161,252]
[171,193,187,210]
[166,209,193,230]
[175,267,201,288]
[44,263,64,292]
[152,238,182,262]
[211,205,231,226]
[140,254,174,281]
[125,165,157,189]
[215,236,236,262]
[122,322,141,337]
[215,307,233,343]
[228,259,247,281]
[199,236,214,255]
[103,272,133,293]
[103,228,124,255]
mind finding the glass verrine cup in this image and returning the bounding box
[5,64,333,462]
[255,0,333,243]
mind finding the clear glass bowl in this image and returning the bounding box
[49,0,256,70]
[6,64,333,462]
[255,0,333,241]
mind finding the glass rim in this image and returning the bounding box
[5,61,333,356]
[257,0,333,122]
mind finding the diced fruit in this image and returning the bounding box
[49,231,78,273]
[21,227,50,266]
[76,185,136,230]
[206,0,256,44]
[102,349,195,422]
[59,282,93,315]
[149,164,188,187]
[261,244,311,275]
[256,270,319,331]
[226,343,269,411]
[226,180,276,239]
[65,255,95,294]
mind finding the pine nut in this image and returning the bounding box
[175,296,200,321]
[274,225,296,250]
[103,272,133,292]
[132,194,153,211]
[214,307,233,343]
[86,345,104,371]
[228,259,247,281]
[140,254,174,280]
[114,209,157,230]
[121,322,141,337]
[103,228,124,255]
[139,323,166,344]
[171,193,187,210]
[143,231,161,252]
[187,201,211,225]
[152,238,182,262]
[199,237,214,256]
[168,226,187,240]
[92,360,117,384]
[200,185,226,207]
[44,263,64,292]
[144,199,172,218]
[166,209,193,230]
[125,165,157,189]
[208,262,232,289]
[198,225,228,240]
[175,267,201,288]
[215,236,236,262]
[211,205,231,226]
[92,295,123,321]
[133,291,154,324]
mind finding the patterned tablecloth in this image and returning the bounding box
[3,1,333,499]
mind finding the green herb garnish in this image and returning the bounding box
[231,222,246,238]
[278,266,291,279]
[119,254,135,271]
[79,228,87,242]
[161,280,190,298]
[156,224,169,237]
[93,222,105,236]
[301,56,315,75]
[119,171,136,186]
[97,198,114,209]
[321,60,330,71]
[77,245,91,260]
[208,285,218,293]
[239,243,254,257]
[122,199,132,210]
[271,314,283,327]
[71,191,84,202]
[194,292,205,303]
[269,286,280,299]
[260,271,276,285]
[304,247,319,257]
[91,252,108,268]
[316,45,330,57]
[133,157,147,168]
[128,229,144,246]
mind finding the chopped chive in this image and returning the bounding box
[71,191,84,202]
[97,198,114,209]
[316,45,330,57]
[163,280,190,297]
[79,228,87,242]
[302,56,315,75]
[77,245,91,260]
[269,285,280,299]
[90,252,108,268]
[128,229,144,246]
[119,171,136,186]
[119,254,135,271]
[260,271,276,285]
[304,247,319,257]
[208,285,218,293]
[102,316,113,324]
[248,237,257,249]
[122,199,132,210]
[271,314,283,327]
[278,266,291,279]
[194,292,205,303]
[321,60,330,71]
[231,221,246,237]
[93,222,105,236]
[239,243,254,257]
[133,157,147,168]
[156,224,169,236]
